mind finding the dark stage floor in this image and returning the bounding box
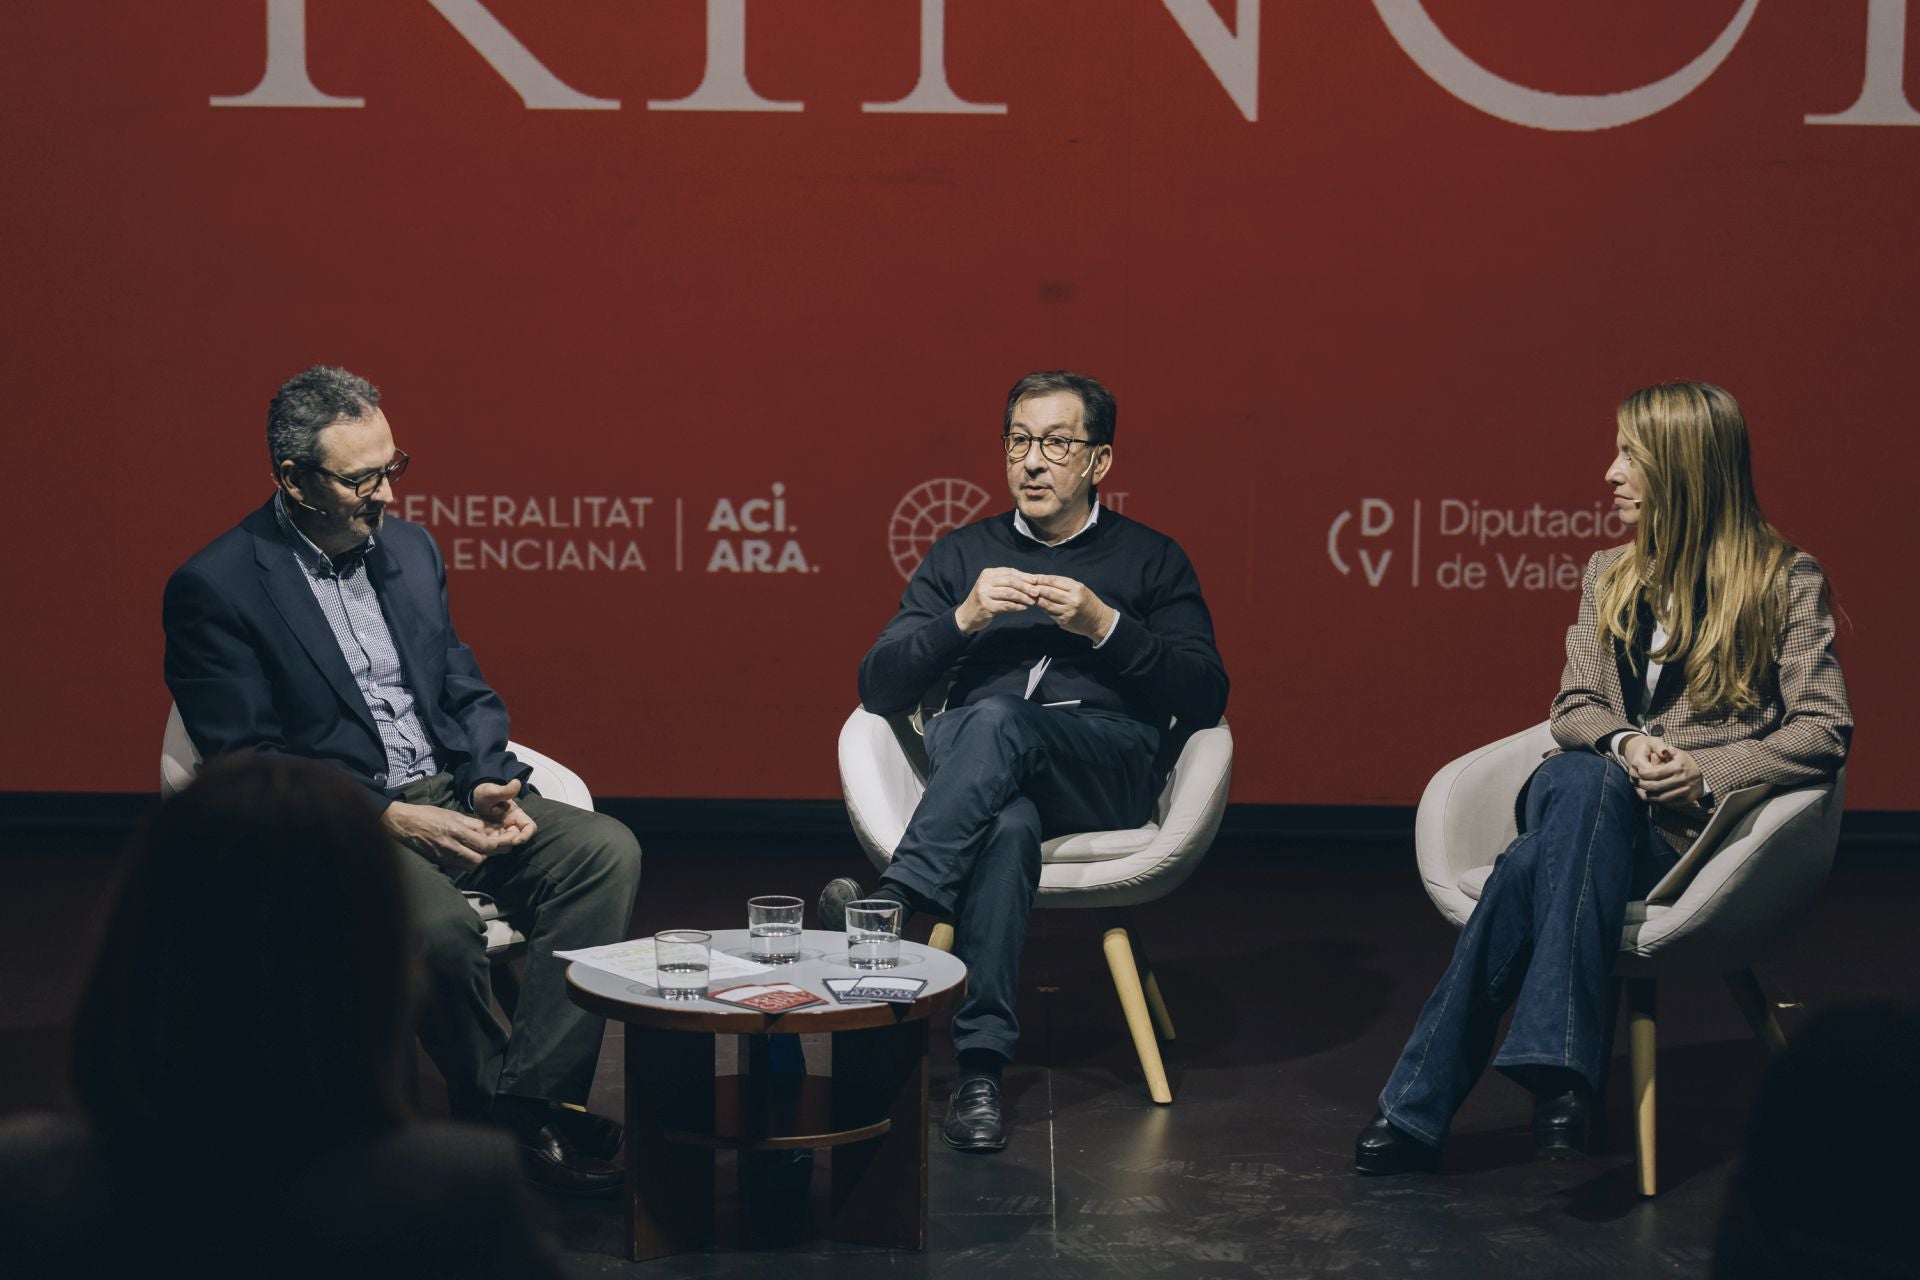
[4,821,1915,1278]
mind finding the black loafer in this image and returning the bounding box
[1354,1112,1440,1175]
[494,1097,623,1198]
[818,877,864,932]
[942,1077,1007,1153]
[1532,1082,1594,1160]
[515,1119,622,1198]
[552,1102,622,1161]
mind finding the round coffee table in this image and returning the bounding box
[566,928,967,1260]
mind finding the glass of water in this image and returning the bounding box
[747,895,804,964]
[845,900,902,970]
[654,929,710,1000]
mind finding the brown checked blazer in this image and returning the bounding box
[1547,545,1852,852]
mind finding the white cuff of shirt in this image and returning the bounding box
[1092,611,1121,649]
[1607,730,1644,766]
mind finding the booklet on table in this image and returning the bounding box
[824,975,927,1005]
[708,982,826,1013]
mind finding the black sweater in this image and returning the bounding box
[858,509,1229,732]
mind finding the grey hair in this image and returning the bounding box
[267,366,381,472]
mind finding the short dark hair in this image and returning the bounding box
[267,365,381,471]
[71,754,415,1152]
[1003,371,1117,447]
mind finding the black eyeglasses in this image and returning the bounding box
[309,450,410,498]
[1002,433,1094,464]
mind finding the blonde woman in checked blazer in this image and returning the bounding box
[1356,381,1852,1175]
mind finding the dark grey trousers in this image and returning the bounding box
[879,696,1159,1060]
[392,773,641,1118]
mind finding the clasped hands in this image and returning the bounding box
[382,778,539,869]
[1619,734,1705,807]
[956,567,1115,640]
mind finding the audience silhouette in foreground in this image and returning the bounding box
[1713,1003,1917,1280]
[0,755,563,1279]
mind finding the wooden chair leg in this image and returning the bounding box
[1628,978,1657,1197]
[927,922,955,953]
[1724,969,1789,1055]
[1127,926,1175,1042]
[1101,921,1173,1104]
[1143,971,1175,1042]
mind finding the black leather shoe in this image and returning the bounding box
[1532,1080,1594,1160]
[494,1097,623,1198]
[1354,1112,1440,1175]
[818,877,864,932]
[942,1077,1007,1152]
[552,1102,622,1161]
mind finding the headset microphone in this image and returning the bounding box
[279,476,333,518]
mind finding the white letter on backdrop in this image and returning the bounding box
[1371,0,1760,131]
[211,0,364,107]
[864,0,1006,114]
[425,0,618,109]
[1807,0,1920,126]
[650,0,803,112]
[1161,0,1260,122]
[213,0,617,109]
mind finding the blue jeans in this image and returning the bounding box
[1378,751,1675,1146]
[879,696,1160,1060]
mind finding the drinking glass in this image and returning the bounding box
[654,929,711,999]
[845,900,902,970]
[747,895,804,964]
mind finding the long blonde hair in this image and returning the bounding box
[1595,381,1793,714]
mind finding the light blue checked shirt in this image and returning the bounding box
[273,493,439,790]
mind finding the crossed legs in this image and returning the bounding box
[878,696,1160,1060]
[1375,750,1672,1151]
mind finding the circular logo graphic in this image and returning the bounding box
[889,478,994,581]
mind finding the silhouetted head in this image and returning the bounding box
[1713,1003,1920,1279]
[72,754,415,1153]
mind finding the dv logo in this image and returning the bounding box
[1327,499,1399,587]
[889,479,992,581]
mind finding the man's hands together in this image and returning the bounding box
[473,778,537,837]
[1620,735,1706,807]
[956,568,1116,641]
[382,778,539,869]
[1033,575,1116,640]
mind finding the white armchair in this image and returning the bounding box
[160,703,594,961]
[838,707,1233,1103]
[1414,721,1845,1194]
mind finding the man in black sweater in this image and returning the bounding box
[824,371,1228,1151]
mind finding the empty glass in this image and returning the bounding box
[748,895,804,964]
[845,900,902,970]
[654,929,710,999]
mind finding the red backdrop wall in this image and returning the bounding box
[4,1,1912,807]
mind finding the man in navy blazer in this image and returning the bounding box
[163,366,641,1197]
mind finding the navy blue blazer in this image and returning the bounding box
[163,499,531,811]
